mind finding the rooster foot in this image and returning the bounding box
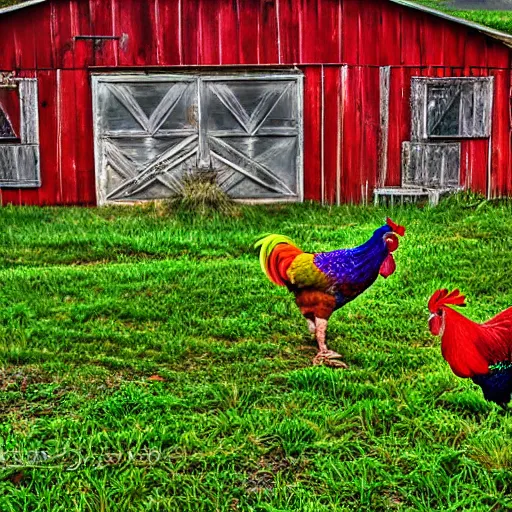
[312,350,348,369]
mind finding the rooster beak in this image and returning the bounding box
[428,313,435,322]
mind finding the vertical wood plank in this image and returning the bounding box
[358,0,379,66]
[485,40,510,69]
[237,0,258,64]
[490,70,509,197]
[33,3,54,69]
[321,0,341,62]
[0,188,21,206]
[258,0,279,64]
[155,0,182,65]
[377,3,401,66]
[299,1,321,66]
[440,21,466,68]
[181,0,200,64]
[71,0,94,69]
[300,0,340,63]
[58,70,78,204]
[198,0,221,65]
[303,67,322,201]
[340,66,362,202]
[399,6,421,66]
[278,0,300,64]
[463,139,489,195]
[13,11,37,70]
[218,0,240,65]
[51,1,74,69]
[470,67,491,196]
[0,17,17,70]
[386,67,405,186]
[420,19,444,66]
[378,66,390,187]
[116,0,158,66]
[341,0,359,65]
[360,67,380,204]
[75,69,96,204]
[18,79,39,145]
[464,31,488,68]
[89,0,117,67]
[34,70,60,205]
[323,67,341,204]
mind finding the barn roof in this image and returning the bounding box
[0,0,45,16]
[1,0,512,48]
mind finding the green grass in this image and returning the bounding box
[410,0,512,34]
[1,198,512,511]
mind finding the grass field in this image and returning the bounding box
[411,0,512,34]
[1,198,512,511]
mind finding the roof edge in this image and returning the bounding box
[389,0,512,48]
[0,0,46,16]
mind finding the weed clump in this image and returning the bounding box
[165,169,239,218]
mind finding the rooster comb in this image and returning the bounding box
[386,218,405,236]
[428,288,466,313]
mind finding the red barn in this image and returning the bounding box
[0,0,511,206]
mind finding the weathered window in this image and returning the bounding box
[0,78,40,187]
[411,77,493,140]
[402,142,460,188]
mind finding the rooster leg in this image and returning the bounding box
[312,318,348,369]
[306,318,316,335]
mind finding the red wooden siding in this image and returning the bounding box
[0,0,510,205]
[303,67,322,201]
[4,0,509,71]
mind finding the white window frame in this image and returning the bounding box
[411,77,493,141]
[0,78,40,188]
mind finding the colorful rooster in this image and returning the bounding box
[255,218,405,367]
[428,289,512,408]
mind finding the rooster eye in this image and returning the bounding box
[437,309,442,316]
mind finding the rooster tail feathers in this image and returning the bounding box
[428,288,466,313]
[254,234,302,286]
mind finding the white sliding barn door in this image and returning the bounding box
[93,74,303,205]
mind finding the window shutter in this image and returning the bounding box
[460,79,493,138]
[0,79,40,188]
[402,142,460,188]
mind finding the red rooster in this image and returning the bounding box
[255,218,405,367]
[428,289,512,408]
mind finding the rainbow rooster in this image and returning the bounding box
[428,289,512,408]
[255,218,405,367]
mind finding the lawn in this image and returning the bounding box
[1,198,512,511]
[410,0,512,34]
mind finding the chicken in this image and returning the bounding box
[428,289,512,408]
[255,218,405,367]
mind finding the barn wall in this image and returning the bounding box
[1,0,510,70]
[382,65,511,198]
[0,69,96,205]
[0,0,511,205]
[305,64,512,204]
